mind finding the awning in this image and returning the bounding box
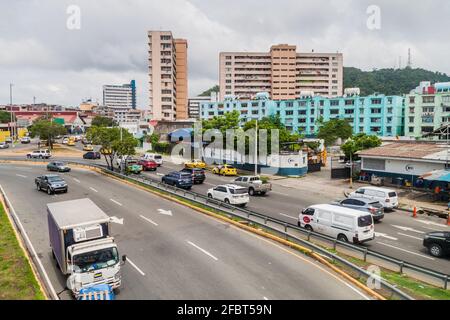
[420,169,450,182]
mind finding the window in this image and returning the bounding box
[330,100,339,106]
[330,109,339,115]
[345,100,355,106]
[409,127,414,133]
[285,111,294,116]
[363,158,386,171]
[409,116,414,123]
[409,97,415,104]
[371,99,382,105]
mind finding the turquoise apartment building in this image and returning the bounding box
[201,93,405,137]
[404,82,450,138]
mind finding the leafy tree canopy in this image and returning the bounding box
[317,118,353,146]
[28,119,67,149]
[91,116,116,127]
[341,133,382,159]
[198,85,219,97]
[0,111,12,124]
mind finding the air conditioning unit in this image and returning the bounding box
[73,224,103,243]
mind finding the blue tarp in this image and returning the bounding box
[78,284,115,300]
[421,169,450,183]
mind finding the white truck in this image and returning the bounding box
[232,176,272,196]
[47,198,126,298]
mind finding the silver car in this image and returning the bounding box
[0,142,9,149]
[333,197,384,222]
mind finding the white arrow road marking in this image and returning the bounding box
[157,208,173,216]
[73,178,80,183]
[110,216,124,225]
[89,187,98,193]
[375,232,398,241]
[391,225,424,234]
[415,219,449,229]
[140,215,158,226]
[156,173,164,176]
[397,233,423,241]
[126,258,146,276]
[279,213,297,220]
[110,199,123,206]
[187,241,218,261]
[16,174,27,178]
[376,242,434,260]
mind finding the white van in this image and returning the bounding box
[298,204,375,244]
[141,153,163,166]
[349,186,398,210]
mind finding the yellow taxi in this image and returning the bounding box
[212,164,237,176]
[100,147,112,155]
[67,139,76,146]
[184,159,206,169]
[83,144,94,151]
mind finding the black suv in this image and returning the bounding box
[181,168,206,184]
[423,231,450,257]
[35,174,68,195]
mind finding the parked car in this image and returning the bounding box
[334,198,384,222]
[184,159,206,169]
[161,172,193,189]
[0,142,9,149]
[141,153,163,166]
[20,136,31,144]
[67,138,76,146]
[423,231,450,258]
[83,151,101,159]
[83,144,94,151]
[233,176,272,196]
[47,161,71,172]
[138,159,158,171]
[27,149,51,159]
[207,184,249,207]
[126,159,143,174]
[212,164,237,176]
[181,168,206,184]
[81,138,92,145]
[298,204,375,244]
[5,137,13,143]
[35,174,68,194]
[62,137,69,144]
[349,186,398,210]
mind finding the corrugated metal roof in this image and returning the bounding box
[358,142,448,160]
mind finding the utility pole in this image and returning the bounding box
[9,83,15,147]
[349,151,353,189]
[254,120,258,176]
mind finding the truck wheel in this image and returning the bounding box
[337,234,348,242]
[47,188,52,195]
[248,188,255,196]
[207,193,213,198]
[224,198,230,204]
[429,244,443,257]
[305,225,313,232]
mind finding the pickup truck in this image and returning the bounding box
[232,176,272,196]
[35,174,68,194]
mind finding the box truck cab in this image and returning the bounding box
[47,198,126,297]
[298,204,375,244]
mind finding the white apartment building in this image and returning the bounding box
[102,80,136,109]
[148,31,188,121]
[188,92,218,119]
[219,44,343,101]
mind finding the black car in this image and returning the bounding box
[83,151,101,159]
[180,168,206,184]
[35,174,68,195]
[423,231,450,257]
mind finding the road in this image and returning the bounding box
[0,163,371,300]
[141,157,450,275]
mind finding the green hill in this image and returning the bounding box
[343,67,450,96]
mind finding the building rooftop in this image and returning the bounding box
[358,142,449,161]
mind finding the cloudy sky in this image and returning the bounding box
[1,0,449,108]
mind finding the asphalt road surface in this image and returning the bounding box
[0,163,371,300]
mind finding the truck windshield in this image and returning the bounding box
[72,247,119,273]
[48,176,63,182]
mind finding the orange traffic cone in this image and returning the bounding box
[413,206,417,218]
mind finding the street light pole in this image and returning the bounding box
[9,83,15,147]
[254,120,258,176]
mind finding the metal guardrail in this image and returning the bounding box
[5,158,449,298]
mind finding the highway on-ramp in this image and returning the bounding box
[0,163,371,300]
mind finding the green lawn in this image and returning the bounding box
[0,202,45,300]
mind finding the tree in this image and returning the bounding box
[91,116,116,127]
[199,85,219,97]
[0,111,12,124]
[341,133,382,160]
[87,126,138,170]
[317,119,353,146]
[28,119,67,149]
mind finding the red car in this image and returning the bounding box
[138,159,158,171]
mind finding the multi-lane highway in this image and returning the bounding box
[0,163,372,300]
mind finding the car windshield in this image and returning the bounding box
[180,173,192,179]
[72,247,119,273]
[229,188,247,195]
[358,215,373,227]
[47,176,63,182]
[54,162,65,166]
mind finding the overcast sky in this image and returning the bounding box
[1,0,449,108]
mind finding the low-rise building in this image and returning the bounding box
[188,92,218,119]
[201,92,405,137]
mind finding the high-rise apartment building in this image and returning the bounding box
[102,80,136,109]
[148,31,188,121]
[219,44,343,101]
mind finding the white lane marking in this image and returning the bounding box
[187,241,219,261]
[391,225,424,234]
[110,216,124,225]
[15,174,27,178]
[204,182,216,186]
[140,215,158,226]
[375,232,398,241]
[279,213,297,220]
[397,233,423,241]
[110,198,123,206]
[415,219,449,229]
[376,242,435,260]
[156,173,164,176]
[157,208,173,216]
[73,178,81,183]
[126,258,146,276]
[89,187,98,193]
